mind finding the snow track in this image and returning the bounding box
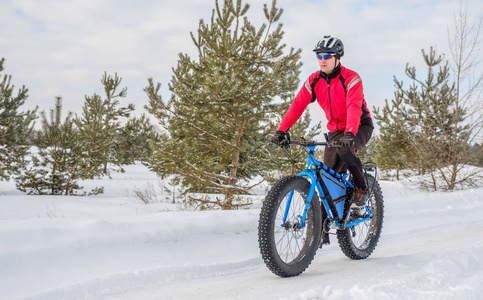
[0,210,260,300]
[1,165,482,299]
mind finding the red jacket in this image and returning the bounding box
[277,65,372,136]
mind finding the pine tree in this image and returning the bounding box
[75,72,135,178]
[145,0,303,209]
[0,58,37,180]
[16,97,102,195]
[115,114,158,165]
[357,137,377,165]
[387,47,472,190]
[373,97,412,180]
[475,144,483,167]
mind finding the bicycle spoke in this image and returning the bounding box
[349,191,378,249]
[272,190,312,264]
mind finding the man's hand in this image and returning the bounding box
[271,130,288,145]
[338,132,355,148]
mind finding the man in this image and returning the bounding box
[271,35,374,208]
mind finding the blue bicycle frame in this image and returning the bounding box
[282,144,371,230]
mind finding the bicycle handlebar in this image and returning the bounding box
[278,138,342,148]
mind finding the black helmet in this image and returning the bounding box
[313,36,344,59]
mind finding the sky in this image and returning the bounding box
[1,0,483,133]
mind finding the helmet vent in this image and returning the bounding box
[313,35,344,58]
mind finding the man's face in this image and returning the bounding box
[316,53,338,73]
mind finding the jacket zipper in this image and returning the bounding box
[327,80,339,131]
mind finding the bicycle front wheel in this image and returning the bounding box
[258,175,322,277]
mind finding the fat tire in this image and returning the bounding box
[258,175,322,277]
[336,174,384,260]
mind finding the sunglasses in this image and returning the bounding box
[316,53,335,60]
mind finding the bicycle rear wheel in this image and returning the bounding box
[258,175,322,277]
[337,174,384,259]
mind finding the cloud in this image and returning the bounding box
[1,0,482,132]
[1,0,216,116]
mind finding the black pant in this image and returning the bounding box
[323,125,373,190]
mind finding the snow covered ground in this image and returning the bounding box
[1,163,482,300]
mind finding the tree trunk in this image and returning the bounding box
[224,118,247,209]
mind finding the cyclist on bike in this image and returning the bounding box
[271,35,374,208]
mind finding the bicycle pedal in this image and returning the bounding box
[350,202,367,209]
[351,209,369,219]
[329,222,339,230]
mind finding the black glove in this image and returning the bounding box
[271,130,288,145]
[338,132,355,148]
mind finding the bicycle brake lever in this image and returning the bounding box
[328,141,341,148]
[280,139,290,149]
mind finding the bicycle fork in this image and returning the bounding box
[281,171,318,229]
